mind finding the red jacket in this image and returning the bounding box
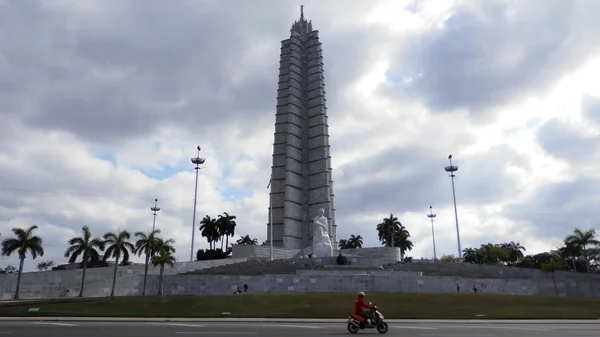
[354,297,370,313]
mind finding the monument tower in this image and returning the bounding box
[268,6,337,251]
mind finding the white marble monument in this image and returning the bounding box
[312,208,334,257]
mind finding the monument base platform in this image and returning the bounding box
[232,245,401,263]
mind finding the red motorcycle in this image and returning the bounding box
[347,302,389,334]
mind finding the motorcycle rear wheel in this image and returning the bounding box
[376,321,389,333]
[347,321,359,333]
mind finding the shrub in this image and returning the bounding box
[196,248,232,261]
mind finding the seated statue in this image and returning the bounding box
[312,208,333,257]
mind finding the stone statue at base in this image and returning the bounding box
[312,208,333,257]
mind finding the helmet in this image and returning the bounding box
[358,291,365,297]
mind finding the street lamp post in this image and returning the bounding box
[190,146,206,262]
[444,154,462,258]
[427,206,437,262]
[150,198,161,232]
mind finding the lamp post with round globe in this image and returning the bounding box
[150,198,161,232]
[444,154,461,259]
[190,146,206,261]
[427,206,437,262]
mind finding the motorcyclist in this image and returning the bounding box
[354,291,375,324]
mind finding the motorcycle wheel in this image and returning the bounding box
[376,321,389,334]
[347,322,359,334]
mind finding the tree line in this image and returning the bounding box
[440,228,600,273]
[0,225,176,300]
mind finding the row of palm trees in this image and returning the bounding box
[457,228,600,273]
[0,225,176,299]
[199,212,237,250]
[338,235,364,249]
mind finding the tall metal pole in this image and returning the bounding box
[444,154,461,258]
[190,146,206,261]
[267,176,273,261]
[150,198,161,232]
[269,193,274,261]
[427,206,437,261]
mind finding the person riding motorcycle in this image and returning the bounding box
[354,291,375,324]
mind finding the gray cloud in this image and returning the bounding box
[337,144,530,215]
[503,177,600,243]
[536,118,598,164]
[381,0,600,120]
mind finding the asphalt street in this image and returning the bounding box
[0,321,598,336]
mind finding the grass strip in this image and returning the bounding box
[1,292,599,319]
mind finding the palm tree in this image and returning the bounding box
[64,226,105,297]
[338,239,350,249]
[218,212,237,250]
[134,229,161,296]
[199,215,218,250]
[347,234,363,248]
[393,227,413,260]
[565,228,600,273]
[151,238,176,296]
[102,230,135,297]
[1,225,44,299]
[236,235,258,245]
[377,214,402,247]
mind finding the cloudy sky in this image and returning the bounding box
[1,0,600,270]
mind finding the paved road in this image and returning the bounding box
[0,321,598,336]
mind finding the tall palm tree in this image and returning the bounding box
[102,230,135,297]
[1,225,44,299]
[134,229,161,296]
[393,227,413,260]
[236,235,258,245]
[377,214,402,247]
[347,234,364,248]
[199,215,218,250]
[151,238,176,296]
[565,228,600,273]
[64,226,105,297]
[218,212,237,250]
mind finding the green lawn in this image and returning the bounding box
[1,293,599,319]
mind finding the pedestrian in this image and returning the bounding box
[456,283,460,293]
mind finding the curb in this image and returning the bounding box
[0,317,598,324]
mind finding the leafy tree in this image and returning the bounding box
[236,235,258,245]
[102,230,135,297]
[440,254,455,263]
[1,225,44,299]
[134,229,161,296]
[0,265,17,274]
[152,238,176,296]
[64,226,105,297]
[36,260,54,271]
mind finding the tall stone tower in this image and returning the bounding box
[268,6,337,251]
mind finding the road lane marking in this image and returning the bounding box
[32,322,79,327]
[392,325,439,330]
[167,323,205,328]
[440,325,548,331]
[260,324,323,329]
[175,332,257,335]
